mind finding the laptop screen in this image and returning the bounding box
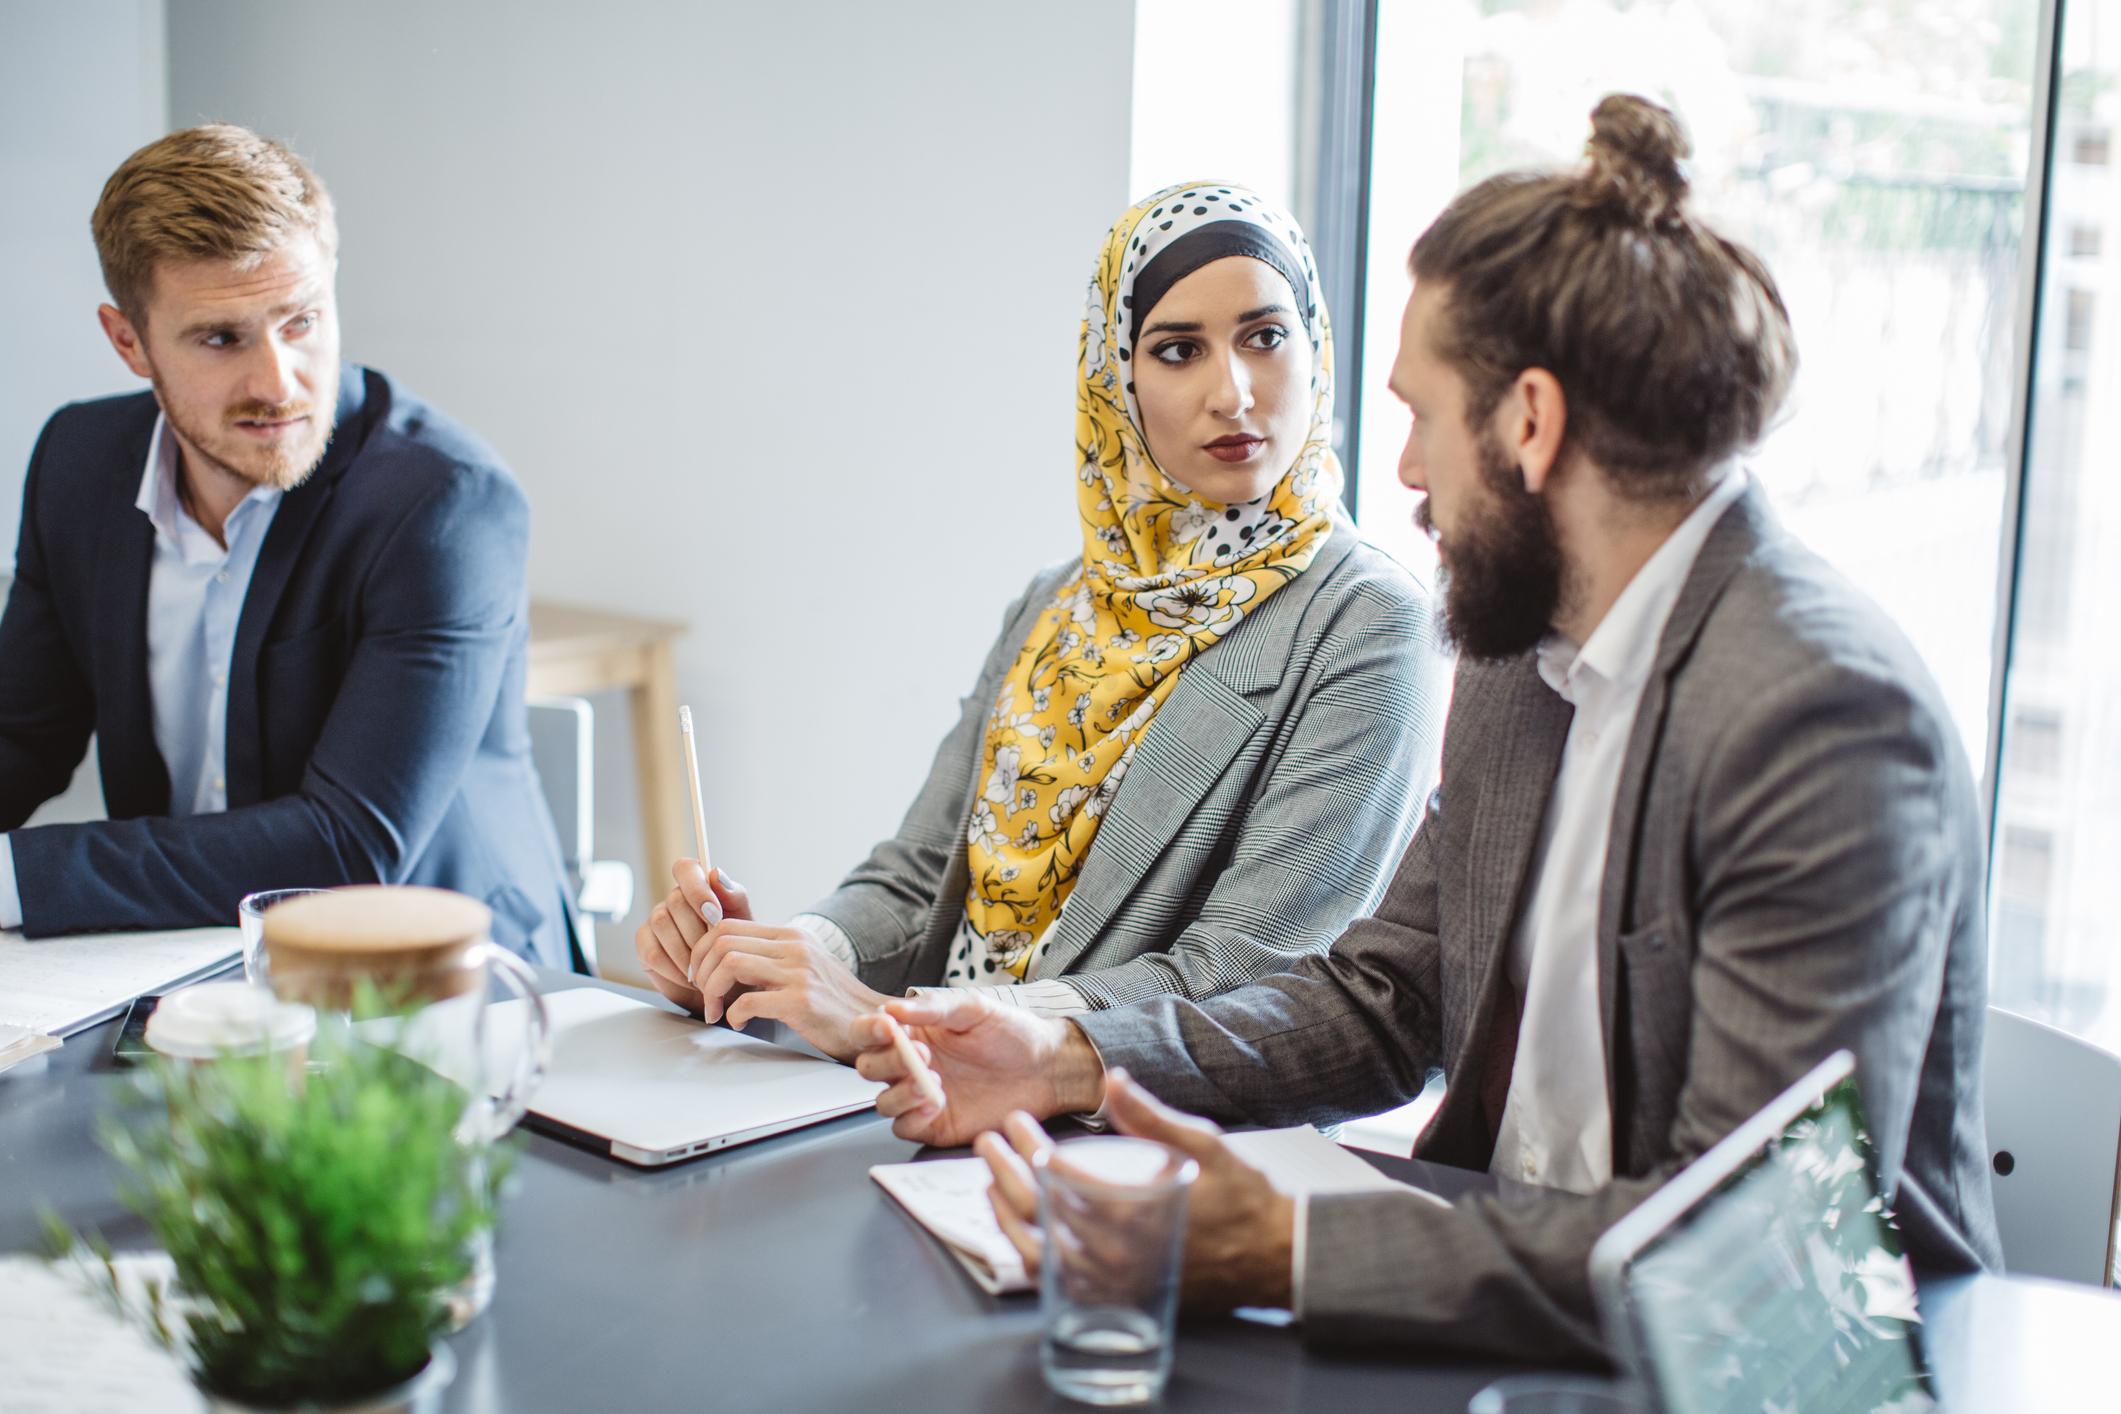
[1622,1076,1938,1414]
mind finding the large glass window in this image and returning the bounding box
[1133,0,2121,1060]
[1989,0,2121,1051]
[1352,0,2042,773]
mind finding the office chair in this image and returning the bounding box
[1982,1005,2121,1286]
[527,696,636,976]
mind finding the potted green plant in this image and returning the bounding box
[47,1020,511,1413]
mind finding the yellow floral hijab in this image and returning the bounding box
[959,182,1346,980]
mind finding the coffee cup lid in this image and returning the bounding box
[145,983,317,1060]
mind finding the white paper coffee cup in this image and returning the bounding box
[145,983,317,1062]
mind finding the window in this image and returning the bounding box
[1133,0,2121,1057]
[1990,0,2121,1054]
[1349,0,2041,774]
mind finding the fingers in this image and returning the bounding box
[636,899,697,986]
[854,1035,933,1084]
[685,923,807,987]
[979,1130,1045,1277]
[881,991,990,1034]
[1103,1070,1228,1163]
[848,1010,904,1054]
[724,985,794,1032]
[709,867,754,922]
[695,949,790,1023]
[672,859,724,932]
[689,930,798,994]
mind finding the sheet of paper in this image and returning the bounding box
[1223,1125,1448,1203]
[0,1253,203,1413]
[871,1157,1030,1294]
[0,1020,63,1074]
[871,1124,1445,1298]
[0,927,242,1037]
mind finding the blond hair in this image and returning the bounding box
[91,124,337,322]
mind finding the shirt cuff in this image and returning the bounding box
[0,834,20,931]
[904,978,1091,1016]
[791,912,859,970]
[1290,1191,1309,1320]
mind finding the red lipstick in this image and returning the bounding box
[1203,434,1264,464]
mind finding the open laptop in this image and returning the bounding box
[450,987,883,1167]
[1588,1050,1939,1414]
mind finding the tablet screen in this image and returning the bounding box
[1624,1077,1937,1414]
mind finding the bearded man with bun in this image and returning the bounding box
[849,93,2001,1361]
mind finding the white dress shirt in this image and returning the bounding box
[1290,469,1749,1315]
[0,417,281,930]
[1488,468,1748,1194]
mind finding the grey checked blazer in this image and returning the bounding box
[807,520,1443,1007]
[1078,485,2002,1362]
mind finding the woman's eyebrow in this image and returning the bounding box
[1141,304,1292,339]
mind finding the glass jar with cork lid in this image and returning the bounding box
[261,885,551,1327]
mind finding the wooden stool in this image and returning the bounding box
[527,602,689,896]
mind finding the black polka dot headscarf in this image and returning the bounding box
[1075,179,1343,587]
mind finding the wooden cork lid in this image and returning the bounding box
[263,886,492,1007]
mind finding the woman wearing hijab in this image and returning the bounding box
[635,183,1442,1059]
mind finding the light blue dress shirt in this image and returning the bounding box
[0,416,281,930]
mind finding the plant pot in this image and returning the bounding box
[196,1342,456,1414]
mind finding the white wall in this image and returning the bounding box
[1,0,168,828]
[1130,0,1299,209]
[164,0,1133,969]
[0,0,167,570]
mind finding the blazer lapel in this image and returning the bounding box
[1459,662,1574,1030]
[1594,483,1771,1102]
[1031,525,1357,977]
[1035,663,1266,975]
[226,367,371,805]
[93,498,168,818]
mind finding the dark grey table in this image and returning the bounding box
[6,970,2117,1412]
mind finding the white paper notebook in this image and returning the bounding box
[871,1124,1445,1296]
[0,927,243,1037]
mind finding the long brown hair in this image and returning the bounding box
[1410,94,1796,499]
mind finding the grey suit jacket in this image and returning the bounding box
[807,521,1444,1007]
[1078,485,2002,1362]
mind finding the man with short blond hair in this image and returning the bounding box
[0,125,572,966]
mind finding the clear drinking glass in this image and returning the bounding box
[238,888,330,984]
[1034,1136,1198,1407]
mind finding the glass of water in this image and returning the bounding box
[237,888,330,984]
[1035,1135,1198,1407]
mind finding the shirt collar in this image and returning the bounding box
[134,413,285,554]
[1536,468,1751,703]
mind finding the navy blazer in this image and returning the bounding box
[0,365,571,966]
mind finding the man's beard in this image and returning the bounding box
[1420,429,1567,662]
[154,374,334,494]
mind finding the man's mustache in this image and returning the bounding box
[226,402,314,424]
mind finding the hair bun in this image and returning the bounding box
[1580,93,1690,227]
